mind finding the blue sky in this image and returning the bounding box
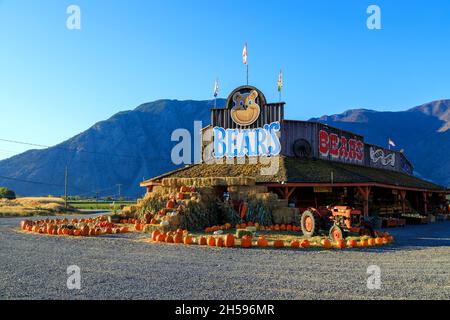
[1,0,450,160]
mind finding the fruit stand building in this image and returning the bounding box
[141,86,449,227]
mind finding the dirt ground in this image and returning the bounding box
[0,214,449,300]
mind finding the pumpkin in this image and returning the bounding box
[375,237,384,245]
[274,224,280,231]
[157,234,166,242]
[105,227,113,234]
[20,220,30,230]
[321,239,332,249]
[224,223,232,230]
[80,226,89,236]
[73,229,81,236]
[183,235,193,245]
[198,236,207,246]
[174,234,183,244]
[240,223,247,229]
[180,185,188,193]
[166,200,175,209]
[286,225,293,231]
[166,235,174,243]
[335,239,346,249]
[216,237,224,247]
[347,239,357,248]
[368,238,376,246]
[177,192,184,200]
[290,240,300,248]
[280,224,286,231]
[207,236,216,247]
[120,226,129,233]
[247,221,254,227]
[240,235,252,248]
[300,239,310,248]
[359,239,369,247]
[57,228,63,235]
[205,227,212,233]
[235,224,241,229]
[47,225,54,235]
[224,234,235,248]
[382,237,389,245]
[89,229,96,236]
[257,236,268,247]
[152,230,161,241]
[273,240,284,248]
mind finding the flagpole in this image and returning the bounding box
[246,64,249,85]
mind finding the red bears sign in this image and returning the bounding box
[319,130,364,163]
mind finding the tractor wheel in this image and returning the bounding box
[359,225,375,238]
[300,210,321,237]
[329,225,346,241]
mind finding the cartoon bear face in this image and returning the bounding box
[230,90,260,126]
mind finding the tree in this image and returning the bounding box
[0,187,16,200]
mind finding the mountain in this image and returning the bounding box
[0,99,225,198]
[311,99,450,186]
[0,98,448,198]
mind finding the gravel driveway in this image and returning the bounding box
[1,215,450,300]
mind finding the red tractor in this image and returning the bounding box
[300,205,375,241]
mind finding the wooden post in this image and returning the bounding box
[357,186,371,218]
[423,192,428,214]
[399,190,407,214]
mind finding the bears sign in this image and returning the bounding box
[318,130,364,163]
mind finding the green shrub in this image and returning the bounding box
[0,187,16,200]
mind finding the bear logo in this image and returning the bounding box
[230,90,260,126]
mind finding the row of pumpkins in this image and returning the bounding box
[151,229,394,249]
[204,222,303,233]
[20,216,128,237]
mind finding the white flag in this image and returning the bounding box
[388,138,396,147]
[214,79,218,97]
[242,43,247,65]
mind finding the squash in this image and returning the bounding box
[152,230,161,241]
[183,235,193,245]
[240,235,252,248]
[321,239,332,249]
[290,240,300,248]
[207,236,216,247]
[273,240,284,248]
[224,234,235,248]
[257,236,268,247]
[347,239,357,248]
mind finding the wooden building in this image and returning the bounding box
[141,85,449,224]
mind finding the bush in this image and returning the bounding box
[0,187,16,200]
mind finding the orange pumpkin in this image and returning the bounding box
[240,235,252,248]
[216,237,224,247]
[198,236,207,246]
[368,238,376,246]
[257,236,268,247]
[174,234,183,244]
[183,235,193,245]
[321,239,332,249]
[166,200,175,209]
[290,240,300,248]
[274,224,280,231]
[280,224,286,231]
[152,230,161,241]
[89,229,96,236]
[180,185,188,193]
[335,239,346,249]
[359,239,369,247]
[286,225,293,231]
[204,227,212,233]
[240,223,247,229]
[80,226,89,236]
[247,221,254,227]
[224,234,235,248]
[273,240,284,248]
[105,227,113,234]
[120,226,129,233]
[73,229,81,236]
[235,224,241,229]
[57,228,63,235]
[177,192,184,200]
[166,235,174,243]
[207,236,216,247]
[300,239,310,248]
[347,239,357,248]
[20,220,30,230]
[375,237,384,245]
[157,234,166,242]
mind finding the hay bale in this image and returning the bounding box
[255,193,278,202]
[272,207,300,224]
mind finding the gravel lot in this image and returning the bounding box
[1,215,450,300]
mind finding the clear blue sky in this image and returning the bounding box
[1,0,450,160]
